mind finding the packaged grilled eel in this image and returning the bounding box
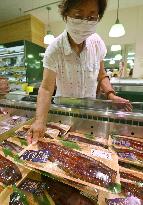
[15,125,31,138]
[44,176,96,205]
[0,154,22,185]
[9,178,55,205]
[118,167,143,201]
[113,146,143,167]
[47,122,71,136]
[119,166,143,185]
[7,137,28,150]
[65,132,108,149]
[0,125,11,135]
[19,138,119,196]
[15,125,60,139]
[49,170,99,201]
[0,139,23,153]
[110,135,143,153]
[75,127,109,145]
[44,128,60,139]
[106,196,143,205]
[121,180,143,200]
[0,116,28,128]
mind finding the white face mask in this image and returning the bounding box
[66,16,98,44]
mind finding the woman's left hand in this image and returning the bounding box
[108,93,133,112]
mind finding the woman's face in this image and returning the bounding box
[66,0,99,21]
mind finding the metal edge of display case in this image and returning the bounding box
[49,106,143,126]
[0,98,143,127]
[47,113,143,139]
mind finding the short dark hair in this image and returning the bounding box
[59,0,108,21]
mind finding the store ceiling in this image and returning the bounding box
[0,0,143,24]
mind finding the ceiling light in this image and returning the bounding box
[127,56,134,60]
[128,52,135,56]
[44,7,55,45]
[127,60,134,65]
[44,32,55,45]
[114,54,122,60]
[111,45,121,51]
[109,0,125,38]
[109,59,115,65]
[104,58,112,61]
[27,54,34,59]
[39,53,45,57]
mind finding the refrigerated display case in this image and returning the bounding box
[0,40,45,91]
[0,96,142,204]
[111,78,143,102]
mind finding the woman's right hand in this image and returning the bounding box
[27,120,46,144]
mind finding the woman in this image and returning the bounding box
[28,0,131,143]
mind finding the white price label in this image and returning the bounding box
[12,115,20,120]
[91,149,112,160]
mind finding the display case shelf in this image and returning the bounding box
[0,52,24,59]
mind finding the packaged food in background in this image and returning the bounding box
[47,122,71,136]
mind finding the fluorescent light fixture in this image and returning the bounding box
[35,61,40,64]
[127,56,134,60]
[109,0,125,38]
[114,54,122,60]
[39,53,45,57]
[127,60,133,64]
[104,58,113,61]
[27,54,34,59]
[128,52,135,56]
[109,59,115,65]
[111,45,121,51]
[44,32,55,45]
[44,7,55,45]
[127,60,134,67]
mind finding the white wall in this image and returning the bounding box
[47,6,143,78]
[133,6,143,78]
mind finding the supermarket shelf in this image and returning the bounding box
[0,52,24,58]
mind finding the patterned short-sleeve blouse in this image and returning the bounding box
[43,30,107,99]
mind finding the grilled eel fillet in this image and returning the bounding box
[113,147,143,162]
[66,133,108,149]
[0,154,22,185]
[121,181,143,200]
[0,140,23,153]
[112,136,143,152]
[120,171,143,184]
[38,141,117,189]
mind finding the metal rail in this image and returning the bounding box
[24,1,61,13]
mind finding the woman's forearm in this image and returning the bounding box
[98,61,115,99]
[35,86,52,124]
[100,77,116,99]
[100,76,114,93]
